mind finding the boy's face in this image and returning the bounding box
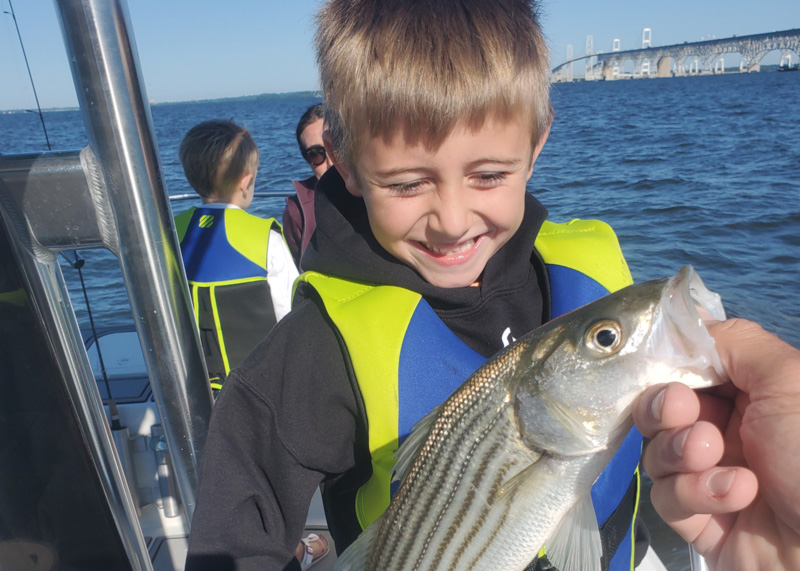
[340,119,544,288]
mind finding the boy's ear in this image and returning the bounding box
[238,172,254,194]
[323,130,362,197]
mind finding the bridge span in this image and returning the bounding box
[552,28,800,82]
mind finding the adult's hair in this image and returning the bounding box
[315,0,553,174]
[295,103,325,152]
[179,119,259,199]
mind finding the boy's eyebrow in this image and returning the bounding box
[375,157,525,178]
[374,166,427,178]
[466,157,526,168]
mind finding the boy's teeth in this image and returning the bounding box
[423,239,474,254]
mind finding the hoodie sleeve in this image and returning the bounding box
[185,298,360,571]
[267,228,300,321]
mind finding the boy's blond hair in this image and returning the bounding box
[179,119,259,200]
[315,0,552,173]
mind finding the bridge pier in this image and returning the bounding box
[657,57,672,77]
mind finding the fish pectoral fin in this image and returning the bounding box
[542,392,602,451]
[333,520,380,571]
[543,494,602,571]
[494,457,542,500]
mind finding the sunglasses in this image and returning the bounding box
[302,145,327,167]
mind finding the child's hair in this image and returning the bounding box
[295,103,325,152]
[179,119,259,199]
[315,0,552,174]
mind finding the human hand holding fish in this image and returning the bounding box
[335,266,730,571]
[634,318,800,571]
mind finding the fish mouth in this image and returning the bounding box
[647,265,728,388]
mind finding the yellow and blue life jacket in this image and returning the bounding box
[301,219,641,571]
[175,206,280,393]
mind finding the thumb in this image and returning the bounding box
[707,318,800,398]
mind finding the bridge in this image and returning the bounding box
[552,28,800,82]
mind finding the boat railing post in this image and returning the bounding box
[689,545,710,571]
[52,0,214,526]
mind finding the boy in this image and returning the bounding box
[174,119,298,395]
[187,2,642,570]
[283,103,333,269]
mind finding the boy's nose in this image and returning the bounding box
[429,191,471,239]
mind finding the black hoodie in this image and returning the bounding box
[186,168,550,571]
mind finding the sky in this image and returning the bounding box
[1,0,798,111]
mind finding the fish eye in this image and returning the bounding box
[585,320,623,354]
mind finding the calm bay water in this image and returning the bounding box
[5,73,797,348]
[2,73,799,569]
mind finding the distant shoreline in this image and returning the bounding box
[1,90,322,114]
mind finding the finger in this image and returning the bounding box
[649,467,759,525]
[708,319,800,397]
[695,388,737,430]
[643,421,723,479]
[633,382,700,438]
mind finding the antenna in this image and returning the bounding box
[4,0,52,150]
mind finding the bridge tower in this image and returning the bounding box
[642,28,652,48]
[634,28,653,76]
[612,39,621,78]
[565,44,574,82]
[585,35,596,81]
[640,28,652,76]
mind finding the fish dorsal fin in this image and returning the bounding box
[392,403,442,485]
[544,494,603,571]
[333,520,380,571]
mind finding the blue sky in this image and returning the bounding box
[1,0,798,111]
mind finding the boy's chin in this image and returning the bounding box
[418,269,482,289]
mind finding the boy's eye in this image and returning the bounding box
[388,180,425,194]
[473,172,508,188]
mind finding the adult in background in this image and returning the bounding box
[283,103,333,270]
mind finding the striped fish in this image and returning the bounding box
[335,266,727,571]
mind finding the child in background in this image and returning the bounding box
[187,2,643,570]
[174,119,298,394]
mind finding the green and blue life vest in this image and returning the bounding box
[300,219,642,570]
[175,206,280,393]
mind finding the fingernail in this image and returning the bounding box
[671,426,690,459]
[650,387,666,422]
[707,469,736,497]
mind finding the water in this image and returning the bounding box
[2,72,798,570]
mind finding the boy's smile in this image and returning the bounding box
[338,119,545,288]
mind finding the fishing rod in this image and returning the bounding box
[4,0,52,150]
